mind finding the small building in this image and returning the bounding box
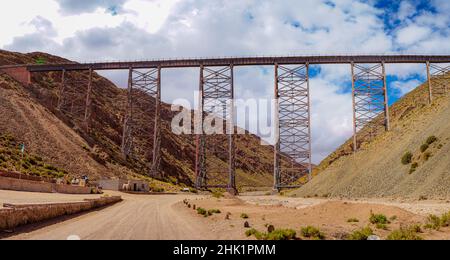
[98,179,149,192]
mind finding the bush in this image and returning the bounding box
[301,226,325,240]
[212,191,224,199]
[440,212,450,227]
[424,214,441,230]
[208,209,221,215]
[420,144,429,153]
[426,136,438,145]
[241,213,249,219]
[423,152,432,161]
[370,213,390,225]
[347,227,374,240]
[197,208,208,216]
[44,164,58,171]
[376,223,388,230]
[409,163,419,174]
[387,226,424,240]
[245,228,297,241]
[245,228,259,237]
[424,212,450,230]
[266,229,297,241]
[401,152,413,165]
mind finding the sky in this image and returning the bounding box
[1,0,449,163]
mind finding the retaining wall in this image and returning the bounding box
[0,176,92,194]
[0,176,53,193]
[0,66,31,85]
[0,196,122,231]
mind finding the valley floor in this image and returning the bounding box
[1,190,450,240]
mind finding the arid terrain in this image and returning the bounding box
[2,190,450,240]
[293,82,450,199]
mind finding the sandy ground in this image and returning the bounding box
[2,191,450,240]
[239,195,450,216]
[180,195,450,240]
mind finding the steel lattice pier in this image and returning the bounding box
[274,64,312,190]
[121,67,161,177]
[57,68,93,131]
[429,63,450,96]
[195,66,236,193]
[351,63,389,151]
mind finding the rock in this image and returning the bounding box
[367,235,381,241]
[244,221,250,228]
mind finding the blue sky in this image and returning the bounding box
[0,0,449,163]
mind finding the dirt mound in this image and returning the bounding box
[292,80,450,199]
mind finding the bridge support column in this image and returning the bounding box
[351,63,389,152]
[427,62,433,104]
[429,63,450,97]
[121,67,162,178]
[195,65,236,193]
[57,69,94,128]
[273,64,312,190]
[84,68,93,132]
[273,64,281,191]
[195,65,206,189]
[57,69,66,111]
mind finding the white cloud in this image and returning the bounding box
[391,79,423,97]
[396,25,432,46]
[397,1,417,21]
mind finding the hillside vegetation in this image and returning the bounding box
[292,80,450,199]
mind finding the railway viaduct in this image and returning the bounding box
[1,55,449,193]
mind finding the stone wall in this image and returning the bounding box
[0,196,122,231]
[0,176,53,193]
[0,66,31,85]
[0,176,92,194]
[53,184,91,194]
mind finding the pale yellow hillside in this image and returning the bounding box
[292,82,450,200]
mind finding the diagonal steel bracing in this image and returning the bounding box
[121,67,161,177]
[428,63,450,98]
[195,65,236,193]
[274,64,312,190]
[351,63,390,151]
[57,68,93,131]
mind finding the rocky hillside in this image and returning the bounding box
[0,49,285,189]
[292,79,450,199]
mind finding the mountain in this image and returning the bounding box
[0,49,292,189]
[292,78,450,199]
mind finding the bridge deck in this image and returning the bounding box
[1,55,449,72]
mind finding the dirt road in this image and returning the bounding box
[3,190,450,240]
[4,193,214,240]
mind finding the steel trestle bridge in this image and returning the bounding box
[1,55,449,192]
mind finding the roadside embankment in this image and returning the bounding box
[0,176,91,194]
[0,196,122,231]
